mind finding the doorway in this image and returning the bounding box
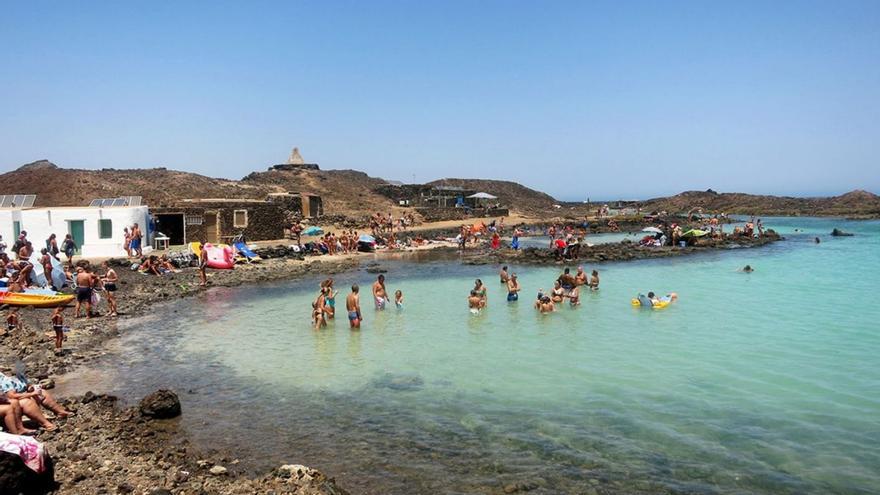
[156,213,185,245]
[68,220,84,254]
[204,212,219,244]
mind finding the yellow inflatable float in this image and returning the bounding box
[632,292,678,309]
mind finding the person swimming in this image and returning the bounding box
[740,265,754,272]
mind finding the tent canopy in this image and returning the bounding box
[467,192,498,199]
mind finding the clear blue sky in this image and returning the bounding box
[1,1,878,200]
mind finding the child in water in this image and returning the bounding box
[394,290,404,309]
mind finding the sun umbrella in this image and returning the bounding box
[358,234,376,243]
[682,229,709,237]
[303,226,323,236]
[466,192,498,199]
[641,227,663,234]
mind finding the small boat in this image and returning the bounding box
[0,290,74,308]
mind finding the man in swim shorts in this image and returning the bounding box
[506,273,520,301]
[372,274,388,310]
[346,284,362,329]
[575,266,588,286]
[74,266,97,318]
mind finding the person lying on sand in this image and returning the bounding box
[1,371,71,432]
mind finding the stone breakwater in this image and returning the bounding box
[461,231,783,265]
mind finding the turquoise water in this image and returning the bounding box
[62,217,880,494]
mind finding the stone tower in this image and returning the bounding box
[287,147,305,165]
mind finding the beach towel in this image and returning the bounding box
[0,431,48,473]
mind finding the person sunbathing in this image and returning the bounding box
[1,371,71,432]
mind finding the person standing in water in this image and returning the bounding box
[468,290,483,314]
[499,266,509,284]
[506,273,521,302]
[394,289,404,309]
[372,274,388,309]
[347,285,363,328]
[575,266,588,286]
[588,270,600,290]
[474,278,487,306]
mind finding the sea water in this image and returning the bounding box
[60,217,880,494]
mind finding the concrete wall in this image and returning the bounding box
[0,206,151,258]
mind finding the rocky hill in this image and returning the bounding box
[637,189,880,217]
[0,160,405,216]
[2,161,876,219]
[427,178,557,215]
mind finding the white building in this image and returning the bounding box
[0,195,151,258]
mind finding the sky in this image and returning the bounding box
[1,1,878,200]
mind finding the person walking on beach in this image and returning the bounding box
[130,223,144,258]
[372,274,388,309]
[506,273,521,302]
[61,234,77,267]
[51,306,65,355]
[347,285,363,328]
[101,261,119,317]
[46,234,59,259]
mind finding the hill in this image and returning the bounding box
[427,178,557,215]
[0,160,406,216]
[638,189,880,217]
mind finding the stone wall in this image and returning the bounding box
[154,201,287,243]
[414,207,509,222]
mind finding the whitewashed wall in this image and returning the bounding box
[0,206,151,258]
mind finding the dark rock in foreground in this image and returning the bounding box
[139,389,182,419]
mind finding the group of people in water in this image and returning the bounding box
[311,274,404,329]
[466,266,600,314]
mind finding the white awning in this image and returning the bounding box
[467,192,498,199]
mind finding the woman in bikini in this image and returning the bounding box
[101,261,119,317]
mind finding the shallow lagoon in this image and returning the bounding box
[62,217,880,494]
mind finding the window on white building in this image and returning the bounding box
[99,219,113,239]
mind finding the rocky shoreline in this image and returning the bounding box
[0,231,783,494]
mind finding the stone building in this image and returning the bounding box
[149,189,319,246]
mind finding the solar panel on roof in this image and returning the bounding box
[127,196,142,206]
[89,199,101,207]
[0,196,12,208]
[21,195,35,208]
[112,198,126,207]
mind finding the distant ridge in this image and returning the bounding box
[1,160,876,218]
